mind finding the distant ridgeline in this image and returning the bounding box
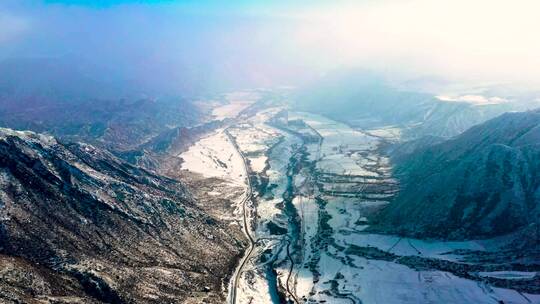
[293,71,531,140]
[0,57,202,153]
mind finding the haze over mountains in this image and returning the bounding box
[294,71,540,140]
[0,56,539,301]
[0,61,539,302]
[0,58,202,152]
[0,1,539,303]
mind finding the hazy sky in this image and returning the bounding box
[1,0,540,95]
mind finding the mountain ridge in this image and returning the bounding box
[370,109,540,245]
[0,127,244,303]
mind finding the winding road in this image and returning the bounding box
[226,128,256,304]
[226,125,301,304]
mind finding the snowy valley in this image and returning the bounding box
[177,93,539,304]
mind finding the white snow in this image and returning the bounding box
[344,257,538,304]
[289,112,385,176]
[179,130,246,187]
[436,94,509,106]
[478,271,538,280]
[249,155,268,173]
[282,111,537,304]
[337,233,491,261]
[211,91,261,120]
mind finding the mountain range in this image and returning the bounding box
[0,58,202,153]
[294,70,538,140]
[0,128,244,303]
[372,110,540,247]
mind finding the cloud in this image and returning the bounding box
[278,0,540,88]
[1,0,539,93]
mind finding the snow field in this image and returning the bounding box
[211,91,261,120]
[179,130,246,187]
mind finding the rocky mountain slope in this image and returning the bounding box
[0,128,244,303]
[372,110,540,242]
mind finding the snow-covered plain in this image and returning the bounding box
[478,271,538,280]
[211,91,260,120]
[284,111,539,304]
[289,112,380,177]
[336,232,505,262]
[179,130,246,186]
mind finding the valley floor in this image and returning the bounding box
[179,98,539,304]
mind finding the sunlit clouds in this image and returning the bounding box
[279,0,540,87]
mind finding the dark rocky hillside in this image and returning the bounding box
[0,97,200,152]
[371,110,540,243]
[0,128,244,303]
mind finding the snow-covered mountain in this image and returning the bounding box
[372,110,540,243]
[0,128,244,303]
[294,71,537,140]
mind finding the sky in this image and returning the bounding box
[1,0,540,96]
